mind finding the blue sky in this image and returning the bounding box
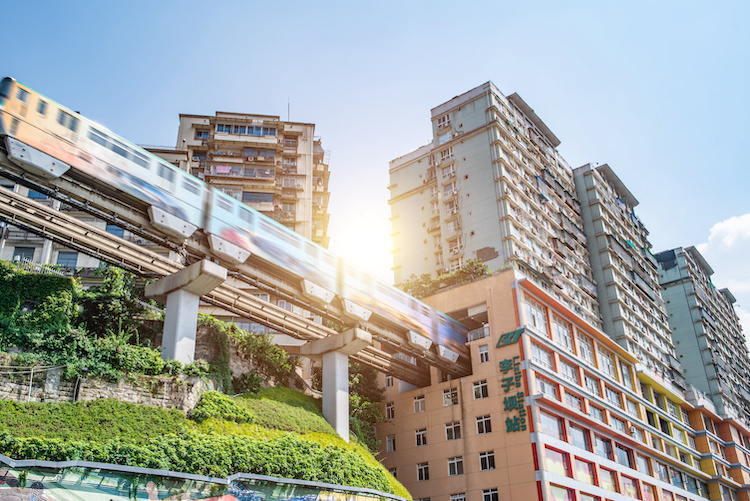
[3,1,749,330]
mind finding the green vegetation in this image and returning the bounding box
[0,392,409,498]
[397,258,492,299]
[0,262,406,496]
[0,399,187,444]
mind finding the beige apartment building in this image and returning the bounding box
[379,270,750,501]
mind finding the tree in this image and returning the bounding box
[396,259,492,299]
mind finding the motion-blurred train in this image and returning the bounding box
[0,77,468,361]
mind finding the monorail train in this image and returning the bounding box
[0,77,468,360]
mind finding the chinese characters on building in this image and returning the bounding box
[500,355,526,432]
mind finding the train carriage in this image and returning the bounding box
[0,76,470,362]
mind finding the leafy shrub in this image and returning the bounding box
[183,359,210,378]
[233,372,263,394]
[190,391,255,424]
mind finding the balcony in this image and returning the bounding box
[208,164,275,180]
[468,324,490,342]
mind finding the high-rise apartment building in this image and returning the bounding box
[573,163,681,394]
[177,112,330,248]
[656,246,750,423]
[379,270,750,501]
[388,82,600,328]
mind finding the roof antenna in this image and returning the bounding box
[287,98,290,122]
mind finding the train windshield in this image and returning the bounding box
[0,77,13,105]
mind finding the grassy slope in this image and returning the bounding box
[0,387,409,499]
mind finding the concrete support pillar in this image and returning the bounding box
[162,288,200,362]
[322,350,350,441]
[300,328,372,442]
[145,260,227,364]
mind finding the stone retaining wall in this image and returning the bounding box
[0,368,206,413]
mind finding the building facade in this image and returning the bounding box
[379,271,750,501]
[176,112,330,248]
[388,82,600,328]
[573,163,680,395]
[656,246,750,424]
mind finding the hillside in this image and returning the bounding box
[0,387,409,498]
[0,262,408,498]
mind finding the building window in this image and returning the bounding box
[621,475,639,499]
[194,130,209,139]
[589,405,605,422]
[537,376,558,399]
[575,458,595,484]
[482,489,498,501]
[637,454,651,474]
[569,424,591,451]
[446,421,461,440]
[545,447,571,477]
[56,251,78,268]
[438,132,451,145]
[416,428,427,447]
[448,456,464,476]
[414,395,425,413]
[540,411,564,440]
[477,415,492,434]
[531,343,553,369]
[385,402,394,420]
[450,495,465,501]
[565,392,583,411]
[473,379,489,399]
[386,435,395,452]
[615,443,634,468]
[479,451,495,470]
[560,359,579,384]
[606,386,622,408]
[388,467,396,478]
[599,349,616,377]
[578,334,595,363]
[12,247,35,262]
[417,462,429,481]
[385,375,393,387]
[479,344,489,363]
[656,461,670,482]
[525,296,548,333]
[594,435,613,460]
[611,416,626,433]
[444,181,456,196]
[553,315,574,352]
[444,387,458,406]
[585,374,601,396]
[620,361,634,390]
[437,114,451,128]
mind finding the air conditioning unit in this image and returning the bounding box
[629,426,637,437]
[191,156,200,161]
[247,156,255,161]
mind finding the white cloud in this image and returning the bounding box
[696,213,750,295]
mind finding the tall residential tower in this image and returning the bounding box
[573,163,680,394]
[388,82,600,327]
[657,246,750,424]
